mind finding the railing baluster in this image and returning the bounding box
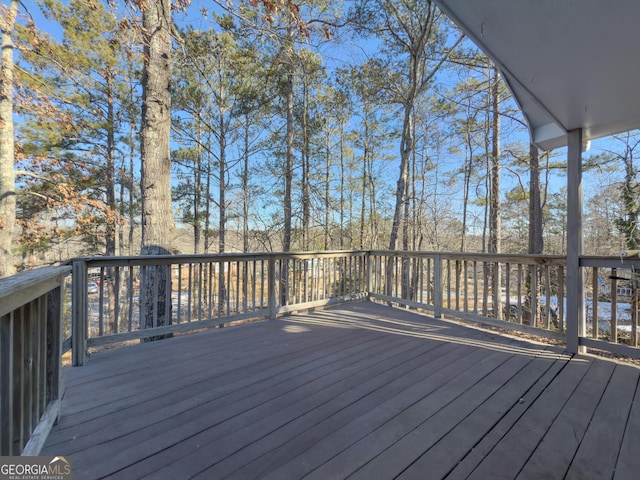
[516,264,523,324]
[544,265,552,329]
[473,261,478,315]
[447,260,452,310]
[530,265,538,327]
[558,266,565,332]
[611,268,618,343]
[482,261,488,317]
[434,254,442,318]
[504,263,511,321]
[592,267,599,338]
[632,286,638,348]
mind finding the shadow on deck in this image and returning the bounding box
[42,301,640,480]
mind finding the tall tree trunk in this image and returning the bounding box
[528,143,544,254]
[461,127,473,252]
[0,0,19,278]
[218,106,227,315]
[283,27,294,254]
[243,115,250,253]
[360,113,369,249]
[205,142,212,252]
[388,105,414,252]
[105,67,117,257]
[301,81,310,251]
[324,124,331,250]
[489,67,501,255]
[128,122,135,255]
[140,0,174,337]
[339,131,345,250]
[387,104,413,296]
[193,134,201,254]
[281,36,294,305]
[368,152,379,249]
[218,118,226,254]
[489,67,501,319]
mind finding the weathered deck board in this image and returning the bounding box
[41,301,640,480]
[515,360,616,480]
[614,372,640,480]
[564,363,639,480]
[396,353,567,480]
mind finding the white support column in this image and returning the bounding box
[566,128,585,354]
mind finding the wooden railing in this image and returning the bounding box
[70,251,367,365]
[368,251,567,341]
[368,251,640,360]
[67,250,640,363]
[580,254,640,358]
[0,265,71,456]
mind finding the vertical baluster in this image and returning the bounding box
[482,261,489,317]
[544,265,552,329]
[236,261,241,314]
[530,265,538,327]
[632,271,638,347]
[127,266,134,332]
[504,263,511,321]
[611,268,618,343]
[516,264,523,324]
[592,267,599,338]
[187,263,193,323]
[558,266,565,332]
[473,261,478,315]
[447,259,452,310]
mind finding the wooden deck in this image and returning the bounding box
[42,301,640,480]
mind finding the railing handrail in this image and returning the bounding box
[0,266,71,318]
[370,250,567,264]
[580,254,640,269]
[68,249,369,266]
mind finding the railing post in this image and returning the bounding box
[434,254,442,318]
[72,260,88,366]
[268,255,277,320]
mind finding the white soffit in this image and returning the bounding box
[434,0,640,151]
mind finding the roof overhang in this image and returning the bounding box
[434,0,640,151]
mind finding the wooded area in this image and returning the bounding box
[0,0,638,276]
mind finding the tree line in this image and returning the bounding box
[0,0,638,278]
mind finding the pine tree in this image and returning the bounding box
[0,0,19,277]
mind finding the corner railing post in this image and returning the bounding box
[434,254,442,319]
[268,255,277,320]
[72,259,88,366]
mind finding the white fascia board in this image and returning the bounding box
[531,122,568,152]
